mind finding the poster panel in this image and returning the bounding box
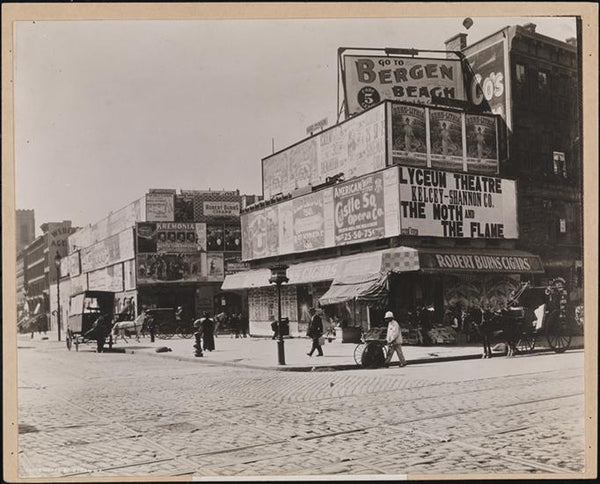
[343,55,465,116]
[398,166,517,239]
[70,273,88,296]
[136,253,202,284]
[429,109,464,171]
[195,223,207,252]
[383,167,401,237]
[277,200,294,255]
[465,37,510,127]
[262,152,291,200]
[391,104,427,166]
[224,255,249,275]
[244,210,267,260]
[155,222,199,253]
[207,225,224,251]
[136,223,158,253]
[265,207,279,257]
[68,252,80,276]
[123,259,136,290]
[224,226,242,252]
[293,191,325,251]
[333,172,386,245]
[466,114,499,174]
[206,253,225,281]
[288,139,318,191]
[87,264,124,292]
[146,193,175,222]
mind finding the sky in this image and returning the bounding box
[13,15,577,235]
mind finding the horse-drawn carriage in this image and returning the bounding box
[469,277,575,357]
[66,291,115,352]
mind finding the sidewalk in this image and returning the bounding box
[19,331,584,372]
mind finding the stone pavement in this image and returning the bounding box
[23,330,584,371]
[14,339,587,479]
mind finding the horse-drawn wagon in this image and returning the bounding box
[66,291,115,352]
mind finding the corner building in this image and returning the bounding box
[60,189,259,332]
[223,24,581,340]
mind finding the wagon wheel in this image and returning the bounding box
[516,332,536,354]
[353,343,366,365]
[177,326,194,339]
[545,310,572,354]
[361,341,386,369]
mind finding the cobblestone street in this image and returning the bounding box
[15,339,586,479]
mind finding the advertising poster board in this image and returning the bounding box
[70,273,88,296]
[155,222,199,253]
[278,200,294,255]
[333,172,386,245]
[391,104,427,166]
[87,264,124,292]
[293,191,326,251]
[465,37,510,128]
[343,55,465,116]
[203,201,241,217]
[136,223,158,253]
[146,192,175,222]
[80,232,124,273]
[68,252,81,276]
[466,114,499,174]
[383,167,401,237]
[136,253,202,284]
[262,104,386,200]
[265,207,279,257]
[398,166,517,239]
[242,210,267,260]
[195,223,207,252]
[224,255,249,275]
[224,226,242,252]
[206,253,225,281]
[429,109,464,171]
[206,225,224,251]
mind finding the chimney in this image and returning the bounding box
[522,23,537,33]
[445,33,467,58]
[565,37,577,47]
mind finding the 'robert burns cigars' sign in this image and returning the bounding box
[398,166,517,239]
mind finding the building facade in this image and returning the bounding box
[16,209,36,254]
[223,23,582,340]
[54,189,260,334]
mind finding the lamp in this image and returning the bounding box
[54,253,62,342]
[269,265,289,365]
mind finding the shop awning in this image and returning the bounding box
[318,273,389,306]
[221,246,419,291]
[418,248,544,274]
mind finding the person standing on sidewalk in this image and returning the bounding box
[306,308,324,357]
[201,312,215,352]
[384,311,407,368]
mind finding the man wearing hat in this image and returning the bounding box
[384,311,407,368]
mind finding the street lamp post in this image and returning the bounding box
[269,265,289,365]
[54,253,62,342]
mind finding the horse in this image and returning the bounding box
[112,312,146,343]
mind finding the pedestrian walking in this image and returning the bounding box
[384,311,407,368]
[200,312,215,351]
[145,311,156,343]
[239,313,248,338]
[230,313,241,338]
[306,307,324,357]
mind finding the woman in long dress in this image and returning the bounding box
[201,312,215,352]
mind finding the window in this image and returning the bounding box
[516,63,526,84]
[538,70,549,90]
[553,151,567,178]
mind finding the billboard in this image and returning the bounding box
[398,166,517,239]
[391,104,427,166]
[206,253,225,281]
[262,103,386,200]
[203,201,241,217]
[293,191,326,251]
[429,109,464,171]
[464,37,510,128]
[333,172,386,245]
[343,55,465,116]
[146,192,175,222]
[224,226,242,252]
[466,115,499,174]
[174,195,194,222]
[137,222,206,254]
[87,264,124,292]
[136,253,202,284]
[80,229,135,273]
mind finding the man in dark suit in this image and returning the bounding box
[306,307,324,357]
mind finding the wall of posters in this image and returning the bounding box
[265,207,279,257]
[138,222,207,254]
[87,264,124,292]
[391,104,427,166]
[293,191,326,251]
[343,55,465,116]
[224,226,242,252]
[398,166,517,239]
[206,225,224,251]
[333,172,386,245]
[136,253,202,284]
[146,192,175,222]
[429,109,464,171]
[262,104,386,200]
[465,115,499,174]
[80,229,135,273]
[206,253,225,281]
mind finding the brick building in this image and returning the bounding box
[16,209,35,253]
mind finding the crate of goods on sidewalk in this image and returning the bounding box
[427,326,457,344]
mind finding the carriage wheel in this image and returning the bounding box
[361,341,386,369]
[516,333,536,354]
[546,311,572,354]
[353,343,366,365]
[177,326,194,339]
